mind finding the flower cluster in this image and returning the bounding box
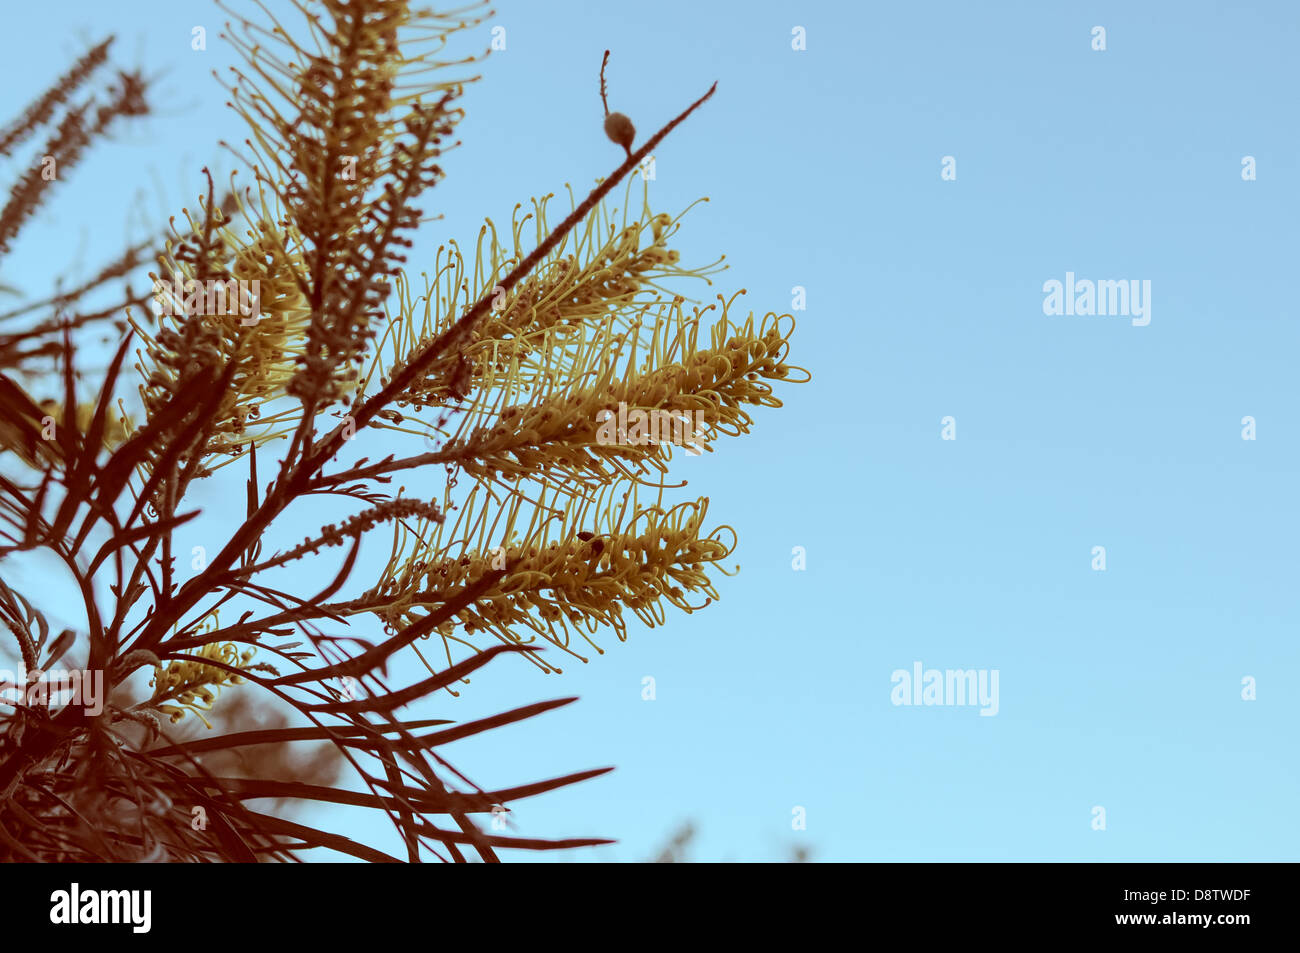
[130,192,312,469]
[435,298,806,486]
[378,183,722,408]
[149,641,257,729]
[363,483,737,672]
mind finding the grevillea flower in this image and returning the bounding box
[148,640,257,729]
[422,294,806,487]
[129,186,312,470]
[345,180,807,684]
[375,181,724,407]
[0,383,130,468]
[360,483,737,674]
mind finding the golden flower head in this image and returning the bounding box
[130,182,311,470]
[365,482,737,675]
[149,640,257,729]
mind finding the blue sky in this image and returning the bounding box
[1,0,1297,861]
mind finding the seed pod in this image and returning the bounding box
[604,112,635,155]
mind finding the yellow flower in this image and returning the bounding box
[0,382,130,468]
[363,482,737,674]
[149,641,256,729]
[130,186,312,471]
[377,181,724,407]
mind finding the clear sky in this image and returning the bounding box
[2,0,1297,861]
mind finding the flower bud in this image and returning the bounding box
[604,112,635,153]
